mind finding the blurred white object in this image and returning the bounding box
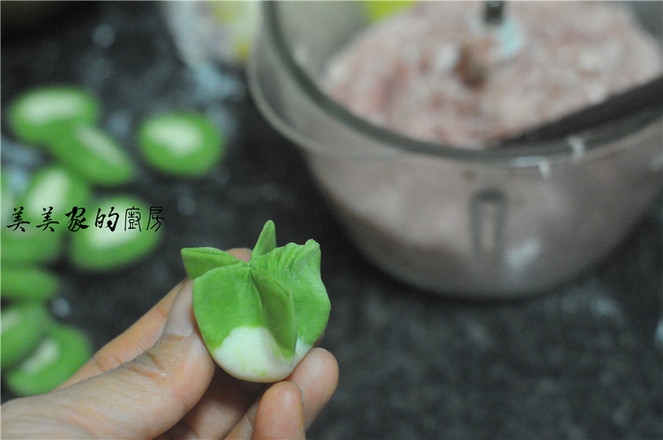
[162,1,260,67]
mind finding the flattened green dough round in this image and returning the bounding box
[20,165,92,231]
[69,194,162,272]
[1,266,60,302]
[1,302,52,369]
[138,112,225,177]
[2,165,90,265]
[5,324,93,396]
[1,227,63,265]
[8,85,100,145]
[48,124,136,186]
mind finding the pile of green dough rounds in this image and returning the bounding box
[2,85,227,396]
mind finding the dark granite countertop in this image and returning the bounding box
[2,3,662,439]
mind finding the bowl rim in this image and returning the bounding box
[261,1,661,165]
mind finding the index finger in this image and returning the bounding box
[58,248,252,388]
[58,280,184,388]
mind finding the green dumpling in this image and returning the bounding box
[182,220,330,382]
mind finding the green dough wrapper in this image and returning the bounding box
[69,194,163,272]
[1,172,16,226]
[182,220,330,382]
[181,247,243,279]
[5,324,93,396]
[251,239,329,346]
[2,165,91,265]
[20,165,92,232]
[1,228,62,265]
[8,85,100,145]
[1,266,60,302]
[138,112,225,177]
[1,302,52,369]
[48,124,136,186]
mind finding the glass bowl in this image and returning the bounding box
[247,1,663,298]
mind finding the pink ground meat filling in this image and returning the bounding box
[323,2,662,148]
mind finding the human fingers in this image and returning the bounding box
[2,281,216,439]
[287,347,339,429]
[227,247,252,262]
[60,248,252,387]
[225,347,339,439]
[167,369,265,439]
[59,280,183,388]
[252,381,306,440]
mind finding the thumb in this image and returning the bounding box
[3,281,216,439]
[253,381,306,440]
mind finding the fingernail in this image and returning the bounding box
[164,281,195,337]
[291,381,305,406]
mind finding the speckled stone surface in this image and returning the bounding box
[2,3,662,439]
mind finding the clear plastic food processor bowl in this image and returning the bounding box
[248,1,663,298]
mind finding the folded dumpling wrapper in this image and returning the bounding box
[181,221,330,382]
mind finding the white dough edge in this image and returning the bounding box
[212,326,313,382]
